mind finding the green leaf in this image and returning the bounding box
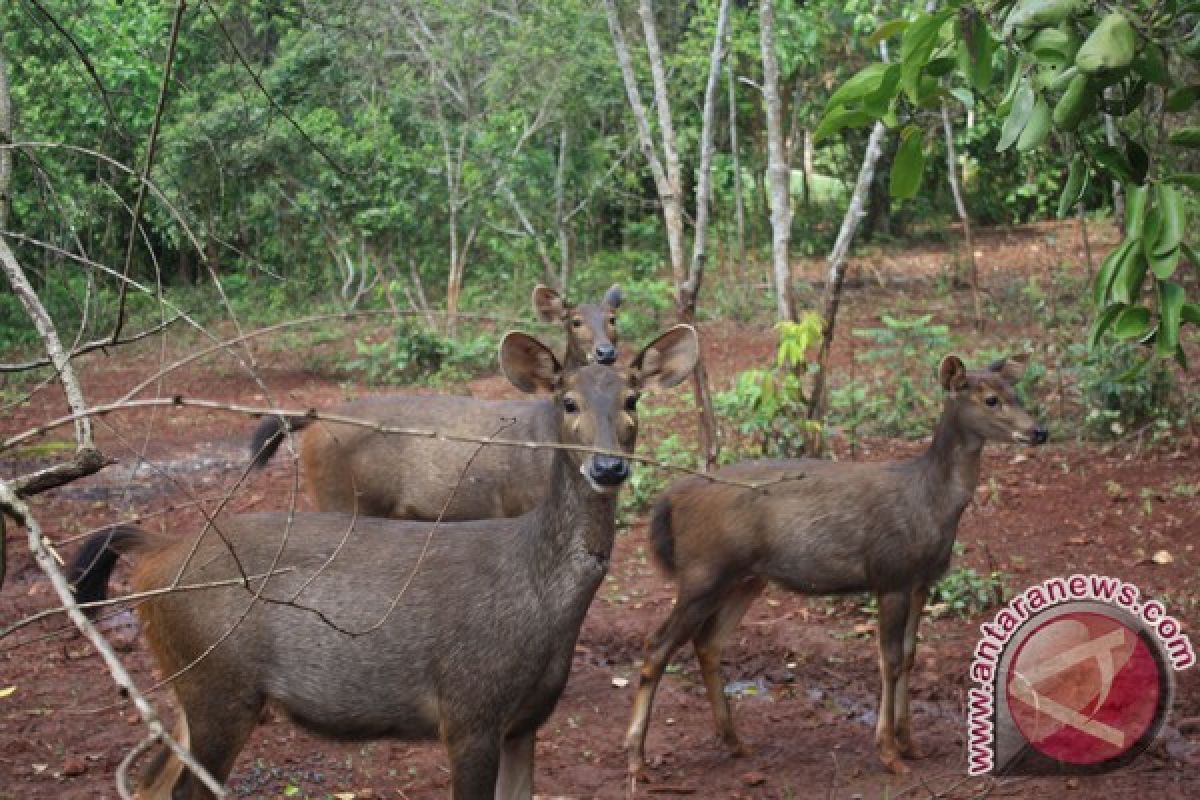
[1152,184,1184,257]
[1164,173,1200,191]
[825,63,899,113]
[1113,306,1153,339]
[949,87,975,109]
[1149,247,1181,280]
[1057,154,1087,218]
[900,10,954,104]
[1182,302,1200,326]
[1111,244,1147,306]
[890,126,926,200]
[1131,43,1170,87]
[1127,140,1149,185]
[958,13,995,92]
[1094,145,1134,184]
[1166,86,1200,113]
[1089,303,1125,349]
[1169,127,1200,147]
[1124,183,1149,239]
[997,81,1035,152]
[1093,237,1136,306]
[813,108,875,143]
[1157,281,1185,359]
[869,18,910,46]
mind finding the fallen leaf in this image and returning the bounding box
[1152,550,1174,565]
[611,676,629,688]
[0,686,15,698]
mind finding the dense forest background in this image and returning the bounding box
[0,0,1091,347]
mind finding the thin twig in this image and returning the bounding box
[112,0,187,343]
[0,315,183,372]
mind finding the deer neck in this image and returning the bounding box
[524,449,618,581]
[919,404,985,522]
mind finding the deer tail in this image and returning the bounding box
[249,414,313,469]
[649,496,676,575]
[67,525,149,610]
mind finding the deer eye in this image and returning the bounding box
[985,396,999,408]
[624,393,640,412]
[571,318,583,328]
[562,396,579,413]
[608,315,617,327]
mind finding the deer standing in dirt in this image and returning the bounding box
[248,284,623,520]
[624,355,1047,775]
[69,325,698,800]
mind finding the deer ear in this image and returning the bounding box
[531,285,565,322]
[500,332,561,393]
[631,325,698,390]
[989,353,1030,383]
[939,355,968,391]
[603,284,624,310]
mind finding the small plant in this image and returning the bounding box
[714,313,823,458]
[344,323,498,386]
[851,313,951,363]
[1068,338,1179,440]
[929,563,1007,617]
[623,433,695,516]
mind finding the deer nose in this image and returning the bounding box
[589,455,630,486]
[594,343,617,365]
[1031,426,1049,445]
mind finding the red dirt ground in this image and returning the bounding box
[2,220,1198,799]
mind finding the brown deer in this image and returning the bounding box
[248,283,623,520]
[624,355,1047,776]
[68,325,698,800]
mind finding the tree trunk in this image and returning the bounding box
[760,0,794,321]
[727,51,747,284]
[681,0,731,471]
[941,104,982,331]
[555,126,572,291]
[807,120,888,438]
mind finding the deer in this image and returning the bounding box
[68,324,699,800]
[247,283,623,521]
[623,354,1048,776]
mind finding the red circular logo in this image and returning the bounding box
[1005,611,1162,765]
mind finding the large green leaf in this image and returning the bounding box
[996,81,1035,152]
[1157,281,1185,359]
[957,12,995,92]
[824,63,899,114]
[1169,127,1200,147]
[1057,154,1087,218]
[813,108,875,144]
[900,10,954,104]
[1113,306,1153,340]
[1152,184,1184,257]
[890,126,926,200]
[1124,183,1149,239]
[1089,303,1125,349]
[869,18,909,46]
[1093,237,1137,306]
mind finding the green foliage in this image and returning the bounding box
[817,1,1200,370]
[929,558,1007,617]
[344,324,498,387]
[622,433,695,516]
[1068,337,1181,440]
[715,313,824,458]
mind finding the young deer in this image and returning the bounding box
[247,284,623,520]
[624,355,1047,776]
[69,325,698,800]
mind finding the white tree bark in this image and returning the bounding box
[760,0,794,321]
[727,52,747,279]
[941,103,982,330]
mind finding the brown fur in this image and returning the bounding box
[624,355,1048,776]
[71,326,697,800]
[248,284,623,521]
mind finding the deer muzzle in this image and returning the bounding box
[585,455,630,490]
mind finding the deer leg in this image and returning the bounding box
[446,731,502,800]
[494,730,535,800]
[874,590,911,775]
[624,587,724,773]
[894,584,929,758]
[694,577,766,756]
[158,684,263,800]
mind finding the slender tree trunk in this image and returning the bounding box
[637,0,686,286]
[555,126,571,291]
[727,51,747,284]
[1079,206,1094,284]
[941,104,982,331]
[760,0,794,321]
[1103,100,1124,231]
[680,0,731,471]
[807,120,888,435]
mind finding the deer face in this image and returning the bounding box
[500,325,699,494]
[940,354,1049,446]
[532,284,623,366]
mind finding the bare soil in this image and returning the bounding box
[2,220,1198,799]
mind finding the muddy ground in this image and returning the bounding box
[2,220,1198,799]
